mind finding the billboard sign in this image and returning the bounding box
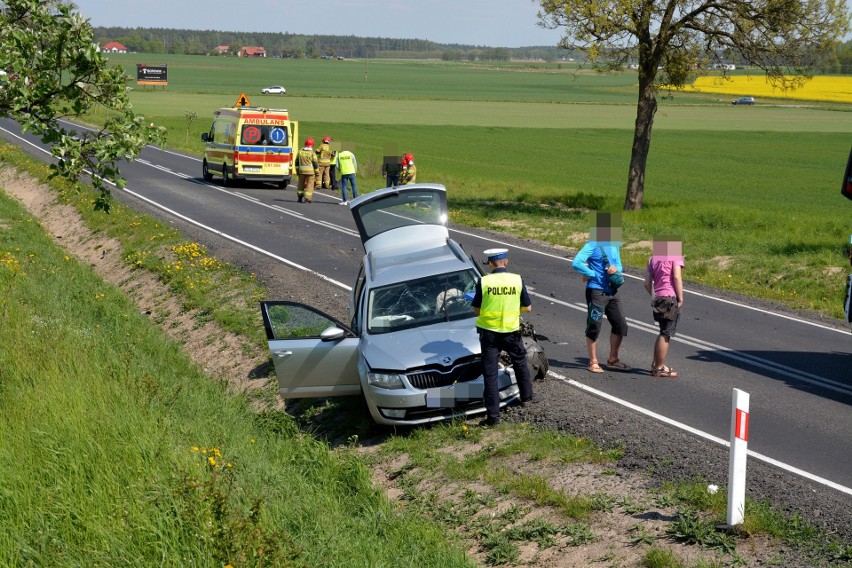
[136,64,168,86]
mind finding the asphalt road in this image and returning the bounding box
[3,119,850,493]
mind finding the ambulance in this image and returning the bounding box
[201,102,298,188]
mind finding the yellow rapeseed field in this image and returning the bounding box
[689,75,852,103]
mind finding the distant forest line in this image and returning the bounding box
[91,27,570,61]
[92,27,852,72]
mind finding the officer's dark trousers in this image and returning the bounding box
[479,328,533,420]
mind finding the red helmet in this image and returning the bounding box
[304,137,315,147]
[322,136,332,143]
[404,153,414,163]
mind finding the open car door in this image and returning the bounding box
[260,301,361,398]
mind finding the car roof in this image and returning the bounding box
[365,238,476,288]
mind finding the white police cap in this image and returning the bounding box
[484,248,509,261]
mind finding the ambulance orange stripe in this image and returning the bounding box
[236,154,291,163]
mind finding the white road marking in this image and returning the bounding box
[533,292,852,396]
[549,369,852,497]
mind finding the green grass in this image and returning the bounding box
[378,421,620,522]
[0,145,267,342]
[106,54,644,103]
[0,178,473,567]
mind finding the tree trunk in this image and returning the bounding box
[624,77,658,211]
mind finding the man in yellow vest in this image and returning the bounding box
[296,138,318,203]
[316,136,333,190]
[335,147,358,204]
[472,248,539,426]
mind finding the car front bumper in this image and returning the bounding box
[363,368,519,426]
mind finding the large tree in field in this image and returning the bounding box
[0,0,163,211]
[537,0,850,210]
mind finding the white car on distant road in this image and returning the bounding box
[261,85,286,95]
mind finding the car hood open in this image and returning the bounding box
[361,319,479,371]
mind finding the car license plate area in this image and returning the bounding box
[242,166,261,173]
[426,382,478,408]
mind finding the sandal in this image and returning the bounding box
[606,358,630,370]
[651,366,679,378]
[588,362,604,374]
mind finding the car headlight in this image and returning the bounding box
[367,372,406,389]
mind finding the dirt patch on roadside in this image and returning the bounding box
[363,429,784,568]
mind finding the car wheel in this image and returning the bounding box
[222,164,230,187]
[202,160,213,181]
[278,176,290,189]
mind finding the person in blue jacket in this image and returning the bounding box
[571,212,629,373]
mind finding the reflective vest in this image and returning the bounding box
[316,143,332,166]
[337,151,357,175]
[296,148,317,174]
[475,272,523,332]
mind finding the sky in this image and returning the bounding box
[70,0,566,48]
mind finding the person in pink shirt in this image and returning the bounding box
[643,239,684,378]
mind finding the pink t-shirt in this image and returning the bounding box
[646,257,684,297]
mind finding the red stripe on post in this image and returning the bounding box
[735,409,749,442]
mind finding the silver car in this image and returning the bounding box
[260,184,521,425]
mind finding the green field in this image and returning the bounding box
[93,55,852,319]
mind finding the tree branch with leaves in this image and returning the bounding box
[537,0,850,210]
[0,0,164,211]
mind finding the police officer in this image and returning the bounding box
[316,136,333,189]
[296,138,318,203]
[472,248,539,426]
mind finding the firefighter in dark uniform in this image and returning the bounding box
[472,248,540,426]
[296,138,318,203]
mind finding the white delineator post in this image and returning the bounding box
[727,388,750,526]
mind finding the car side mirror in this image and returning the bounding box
[320,326,347,341]
[201,133,209,142]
